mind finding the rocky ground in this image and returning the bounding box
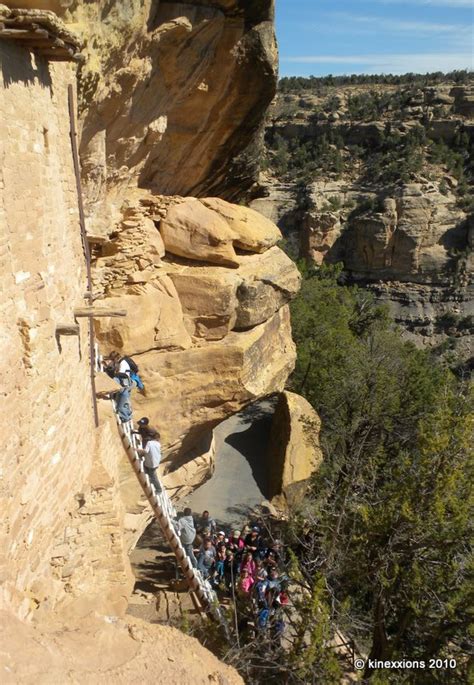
[251,77,473,362]
[0,609,243,685]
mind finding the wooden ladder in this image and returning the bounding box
[111,401,229,634]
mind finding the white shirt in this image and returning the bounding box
[118,359,131,375]
[144,440,161,469]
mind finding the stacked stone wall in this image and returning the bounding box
[0,41,131,618]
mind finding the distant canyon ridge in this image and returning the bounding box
[251,75,473,363]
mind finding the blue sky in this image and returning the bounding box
[277,0,474,77]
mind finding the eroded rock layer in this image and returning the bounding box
[254,79,473,355]
[92,192,300,464]
[267,391,322,507]
[61,0,277,229]
[1,3,292,678]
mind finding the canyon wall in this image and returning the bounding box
[1,0,298,629]
[1,2,284,680]
[66,0,300,475]
[256,81,473,358]
[58,0,278,234]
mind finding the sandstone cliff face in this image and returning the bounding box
[92,192,300,466]
[1,3,292,681]
[54,0,300,515]
[254,80,473,354]
[48,0,298,481]
[297,180,472,351]
[267,391,322,507]
[57,0,277,233]
[302,180,470,286]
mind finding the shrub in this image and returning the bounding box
[288,265,473,682]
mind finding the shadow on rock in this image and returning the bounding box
[224,414,273,500]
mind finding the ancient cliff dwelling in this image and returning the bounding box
[1,1,472,683]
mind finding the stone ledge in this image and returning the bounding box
[0,5,84,62]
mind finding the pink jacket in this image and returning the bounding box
[229,536,245,550]
[238,576,255,595]
[241,558,256,578]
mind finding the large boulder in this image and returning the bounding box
[130,306,296,461]
[94,278,192,354]
[168,267,239,340]
[160,199,239,267]
[267,391,322,506]
[201,197,282,253]
[234,246,301,328]
[168,245,301,338]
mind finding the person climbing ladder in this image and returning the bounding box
[138,428,162,494]
[104,350,144,422]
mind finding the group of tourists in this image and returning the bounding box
[103,349,290,637]
[175,508,290,637]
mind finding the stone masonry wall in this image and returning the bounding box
[0,41,131,618]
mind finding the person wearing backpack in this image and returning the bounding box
[253,570,269,602]
[105,351,134,422]
[176,508,197,568]
[121,354,145,391]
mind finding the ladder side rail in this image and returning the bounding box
[112,400,226,627]
[112,402,217,606]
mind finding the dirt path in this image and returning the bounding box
[183,398,275,529]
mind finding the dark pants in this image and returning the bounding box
[145,466,162,494]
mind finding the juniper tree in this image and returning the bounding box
[288,265,473,683]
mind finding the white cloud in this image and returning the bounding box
[373,0,473,7]
[281,52,473,75]
[329,12,468,34]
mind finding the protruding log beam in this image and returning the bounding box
[86,233,108,244]
[43,51,85,63]
[74,307,127,318]
[36,47,72,59]
[0,28,49,39]
[55,323,80,336]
